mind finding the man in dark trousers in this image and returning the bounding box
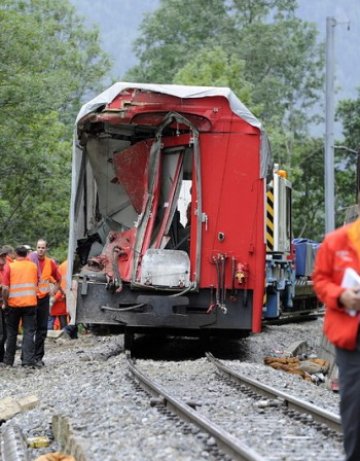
[1,246,39,367]
[29,239,62,366]
[313,215,360,461]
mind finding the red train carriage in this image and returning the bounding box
[68,83,309,342]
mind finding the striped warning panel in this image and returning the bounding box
[266,187,274,251]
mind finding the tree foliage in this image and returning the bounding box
[291,89,360,240]
[291,138,324,240]
[337,91,360,153]
[126,0,323,137]
[0,0,111,259]
[335,89,360,224]
[126,0,324,239]
[173,46,261,114]
[126,0,232,84]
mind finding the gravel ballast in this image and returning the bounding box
[0,317,343,460]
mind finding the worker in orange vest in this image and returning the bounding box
[0,247,8,363]
[1,246,39,367]
[28,239,62,367]
[50,260,68,329]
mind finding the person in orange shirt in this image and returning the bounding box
[50,260,68,329]
[1,245,16,264]
[313,215,360,461]
[28,239,62,367]
[0,247,8,363]
[1,246,39,368]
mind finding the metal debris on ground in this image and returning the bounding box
[264,356,329,383]
[27,435,51,448]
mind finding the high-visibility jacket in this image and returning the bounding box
[0,266,5,303]
[8,260,38,307]
[51,260,68,317]
[58,260,67,292]
[38,257,54,299]
[312,219,360,350]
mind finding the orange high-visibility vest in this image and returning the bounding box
[58,260,67,291]
[51,260,68,317]
[8,260,38,307]
[38,257,54,299]
[0,267,5,303]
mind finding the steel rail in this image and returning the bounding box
[206,353,342,433]
[0,425,30,461]
[126,353,266,461]
[263,312,323,326]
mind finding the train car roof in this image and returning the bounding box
[75,82,262,130]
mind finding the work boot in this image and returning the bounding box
[22,361,43,369]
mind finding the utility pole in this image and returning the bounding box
[325,16,336,234]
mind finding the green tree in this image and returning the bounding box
[126,0,324,239]
[0,0,111,258]
[291,138,324,240]
[173,46,261,114]
[126,0,232,84]
[290,94,360,242]
[126,0,323,143]
[335,90,360,223]
[337,91,360,152]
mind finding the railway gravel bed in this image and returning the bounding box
[136,357,343,460]
[0,317,344,460]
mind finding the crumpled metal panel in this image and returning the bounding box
[113,139,152,214]
[140,249,190,288]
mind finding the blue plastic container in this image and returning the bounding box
[292,238,320,277]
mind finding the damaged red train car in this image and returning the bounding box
[68,83,281,343]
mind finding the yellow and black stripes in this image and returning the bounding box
[266,187,274,251]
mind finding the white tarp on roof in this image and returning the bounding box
[75,82,262,129]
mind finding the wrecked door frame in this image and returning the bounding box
[131,111,202,289]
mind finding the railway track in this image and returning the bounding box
[206,353,341,433]
[127,353,344,461]
[0,325,340,461]
[262,310,325,326]
[127,352,264,461]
